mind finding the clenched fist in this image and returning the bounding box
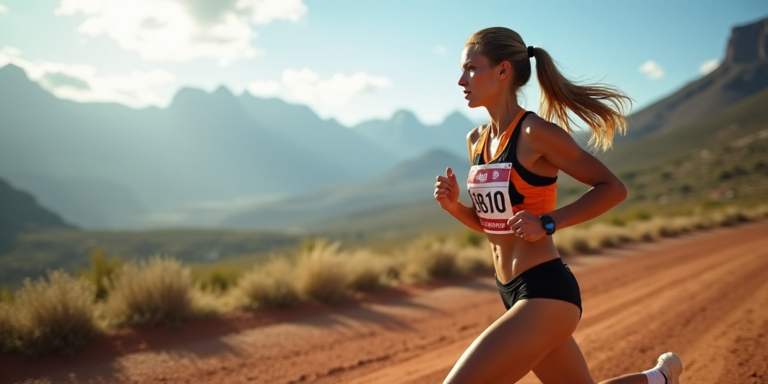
[507,210,546,242]
[434,167,460,211]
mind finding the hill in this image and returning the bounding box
[0,178,73,253]
[620,16,768,141]
[222,149,472,229]
[597,87,768,173]
[0,65,396,228]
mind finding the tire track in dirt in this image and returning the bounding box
[4,221,768,384]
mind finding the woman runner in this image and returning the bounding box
[433,27,683,384]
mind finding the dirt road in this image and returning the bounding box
[4,221,768,384]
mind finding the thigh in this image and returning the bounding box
[443,298,581,384]
[532,336,595,384]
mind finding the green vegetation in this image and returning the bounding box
[0,205,766,357]
[598,87,768,173]
[0,229,304,289]
[558,127,768,216]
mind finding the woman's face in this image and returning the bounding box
[458,46,505,108]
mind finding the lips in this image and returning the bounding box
[464,90,471,99]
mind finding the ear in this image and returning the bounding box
[498,61,512,80]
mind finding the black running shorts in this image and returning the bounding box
[495,258,582,317]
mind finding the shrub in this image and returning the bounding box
[295,239,349,304]
[460,230,485,248]
[0,303,12,353]
[345,249,387,292]
[0,286,12,303]
[553,227,594,255]
[194,266,241,293]
[456,246,492,273]
[402,239,458,281]
[237,258,300,309]
[4,270,97,357]
[80,249,122,300]
[104,256,193,328]
[586,224,632,249]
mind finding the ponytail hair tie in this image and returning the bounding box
[527,46,535,58]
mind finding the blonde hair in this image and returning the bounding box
[465,27,633,151]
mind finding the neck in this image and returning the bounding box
[485,93,522,138]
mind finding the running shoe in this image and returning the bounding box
[654,352,683,384]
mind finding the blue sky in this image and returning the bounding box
[0,0,765,126]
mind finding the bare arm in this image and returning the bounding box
[526,120,627,230]
[433,127,485,233]
[435,168,485,233]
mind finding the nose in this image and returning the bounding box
[458,75,467,87]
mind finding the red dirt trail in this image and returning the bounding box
[3,221,768,384]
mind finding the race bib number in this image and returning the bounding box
[467,163,517,233]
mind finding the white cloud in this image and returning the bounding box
[433,45,447,55]
[699,59,720,75]
[639,60,664,80]
[0,4,8,14]
[247,79,281,97]
[281,68,392,106]
[0,50,175,107]
[55,0,307,65]
[1,46,22,56]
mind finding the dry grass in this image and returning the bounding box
[3,204,767,358]
[554,204,768,255]
[0,303,11,353]
[294,239,349,304]
[345,248,388,292]
[103,256,193,328]
[1,270,97,356]
[237,257,300,309]
[400,237,460,282]
[455,245,493,273]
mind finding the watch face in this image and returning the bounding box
[545,223,555,230]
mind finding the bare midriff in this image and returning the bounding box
[488,232,560,284]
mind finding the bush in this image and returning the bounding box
[553,228,594,255]
[402,239,458,281]
[460,230,485,248]
[3,270,97,357]
[456,246,492,273]
[194,266,241,293]
[345,249,387,292]
[237,258,300,309]
[104,256,193,328]
[295,239,349,304]
[0,303,13,353]
[79,249,122,300]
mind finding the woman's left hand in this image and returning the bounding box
[507,210,546,242]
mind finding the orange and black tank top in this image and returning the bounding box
[467,110,557,234]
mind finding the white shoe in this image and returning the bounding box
[654,352,683,384]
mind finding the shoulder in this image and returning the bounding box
[465,125,486,163]
[466,125,486,146]
[520,113,576,153]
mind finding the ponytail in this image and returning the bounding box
[531,46,632,151]
[466,27,633,151]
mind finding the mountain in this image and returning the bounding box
[351,110,476,160]
[0,178,73,253]
[222,149,472,230]
[596,87,768,174]
[0,65,400,228]
[620,16,768,142]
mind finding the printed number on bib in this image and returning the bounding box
[467,163,517,234]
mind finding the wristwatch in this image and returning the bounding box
[540,214,556,235]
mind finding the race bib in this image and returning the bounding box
[467,163,518,233]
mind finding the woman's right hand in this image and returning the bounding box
[434,167,460,211]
